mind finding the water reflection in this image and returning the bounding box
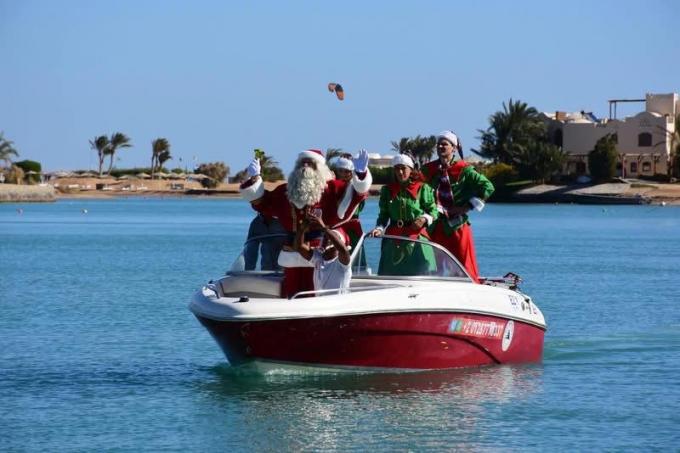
[192,364,544,450]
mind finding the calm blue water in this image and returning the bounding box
[2,198,679,451]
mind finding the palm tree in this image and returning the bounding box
[390,137,410,154]
[150,138,170,179]
[473,99,545,164]
[390,135,436,168]
[0,132,19,167]
[105,132,132,175]
[89,135,110,177]
[157,148,172,172]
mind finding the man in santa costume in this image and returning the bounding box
[240,149,371,297]
[421,131,494,282]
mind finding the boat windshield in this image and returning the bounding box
[228,232,471,281]
[229,233,288,273]
[350,234,471,280]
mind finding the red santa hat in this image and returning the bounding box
[297,149,326,166]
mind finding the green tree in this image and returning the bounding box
[0,132,19,167]
[588,134,618,181]
[481,162,519,187]
[195,161,229,188]
[150,138,170,179]
[105,132,132,175]
[473,99,545,165]
[14,160,42,184]
[515,141,566,183]
[90,135,110,177]
[391,135,436,168]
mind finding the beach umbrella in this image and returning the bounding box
[188,173,209,180]
[136,172,151,179]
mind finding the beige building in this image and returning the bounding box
[368,153,395,168]
[542,93,678,178]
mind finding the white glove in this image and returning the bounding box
[353,149,369,173]
[246,158,261,178]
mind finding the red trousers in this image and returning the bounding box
[281,267,315,298]
[430,222,480,283]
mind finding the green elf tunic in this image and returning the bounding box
[421,159,494,281]
[375,180,439,276]
[421,160,495,234]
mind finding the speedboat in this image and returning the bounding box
[189,234,546,371]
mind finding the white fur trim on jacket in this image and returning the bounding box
[351,168,372,194]
[469,197,485,212]
[422,213,434,226]
[239,177,264,202]
[277,250,314,268]
[337,184,354,221]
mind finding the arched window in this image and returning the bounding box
[638,132,652,147]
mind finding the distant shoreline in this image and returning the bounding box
[3,180,680,205]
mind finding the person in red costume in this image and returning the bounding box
[421,131,494,283]
[240,149,372,298]
[329,155,365,253]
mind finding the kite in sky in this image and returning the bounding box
[327,82,344,101]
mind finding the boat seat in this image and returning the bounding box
[219,274,282,298]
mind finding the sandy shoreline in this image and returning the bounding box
[4,179,680,204]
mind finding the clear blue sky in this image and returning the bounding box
[2,0,679,174]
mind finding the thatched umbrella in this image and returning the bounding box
[136,172,151,179]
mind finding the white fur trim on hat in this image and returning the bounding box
[333,157,354,171]
[438,130,459,148]
[297,149,325,165]
[239,177,264,202]
[392,154,414,168]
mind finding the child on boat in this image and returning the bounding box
[294,212,352,294]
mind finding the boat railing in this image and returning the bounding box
[290,283,407,299]
[351,233,474,281]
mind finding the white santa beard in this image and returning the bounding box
[287,166,327,209]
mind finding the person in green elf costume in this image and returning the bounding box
[421,130,494,282]
[369,154,439,276]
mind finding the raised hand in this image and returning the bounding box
[246,158,261,178]
[306,211,326,230]
[353,148,369,173]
